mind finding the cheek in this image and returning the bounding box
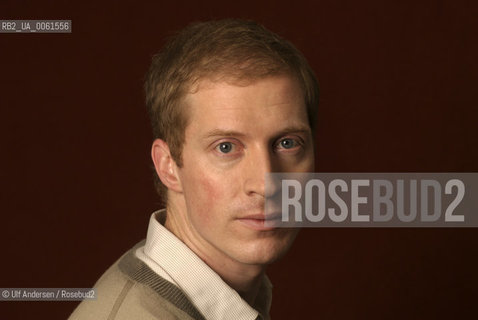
[187,172,226,225]
[199,174,221,201]
[190,160,238,205]
[179,152,240,223]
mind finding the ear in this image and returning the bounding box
[151,139,183,193]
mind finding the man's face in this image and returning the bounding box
[172,75,315,267]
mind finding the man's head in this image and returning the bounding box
[146,19,318,272]
[145,19,318,202]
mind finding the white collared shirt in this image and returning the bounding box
[135,210,272,320]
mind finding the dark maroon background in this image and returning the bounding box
[1,1,477,319]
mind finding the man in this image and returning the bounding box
[69,19,318,320]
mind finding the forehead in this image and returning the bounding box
[182,75,309,138]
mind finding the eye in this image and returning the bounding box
[278,138,297,149]
[217,142,234,154]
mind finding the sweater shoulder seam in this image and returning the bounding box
[107,278,134,320]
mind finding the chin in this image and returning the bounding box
[239,248,289,266]
[236,233,298,265]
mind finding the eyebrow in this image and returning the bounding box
[202,125,311,140]
[202,129,247,139]
[274,125,311,136]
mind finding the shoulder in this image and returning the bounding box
[68,241,203,320]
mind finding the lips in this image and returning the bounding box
[239,213,282,220]
[236,213,282,230]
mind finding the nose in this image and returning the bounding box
[243,147,279,198]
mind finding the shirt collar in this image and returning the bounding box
[142,210,272,320]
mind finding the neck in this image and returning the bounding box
[164,197,266,306]
[209,258,265,305]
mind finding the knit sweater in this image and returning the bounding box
[68,240,206,320]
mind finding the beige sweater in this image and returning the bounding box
[68,241,205,320]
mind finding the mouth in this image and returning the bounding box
[236,213,282,231]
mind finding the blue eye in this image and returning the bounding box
[218,142,233,153]
[279,139,296,149]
